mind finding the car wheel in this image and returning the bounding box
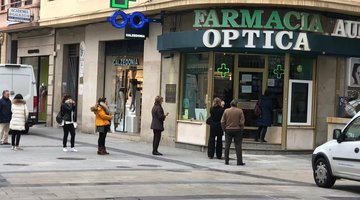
[313,158,336,188]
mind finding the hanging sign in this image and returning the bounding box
[7,8,31,23]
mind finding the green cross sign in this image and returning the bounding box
[110,0,136,9]
[273,64,284,79]
[217,63,230,78]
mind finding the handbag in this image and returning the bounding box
[56,107,64,124]
[254,102,262,117]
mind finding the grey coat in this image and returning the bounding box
[151,103,166,131]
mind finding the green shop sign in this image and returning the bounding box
[193,9,360,52]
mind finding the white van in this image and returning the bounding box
[0,64,38,133]
[312,112,360,188]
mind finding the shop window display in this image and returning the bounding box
[104,40,143,133]
[181,53,209,121]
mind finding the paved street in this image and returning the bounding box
[0,126,358,200]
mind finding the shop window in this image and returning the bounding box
[214,53,234,108]
[290,56,313,80]
[268,55,285,126]
[1,0,5,11]
[10,0,21,7]
[238,55,265,68]
[181,53,209,121]
[25,0,32,5]
[288,80,313,125]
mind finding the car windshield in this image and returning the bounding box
[344,117,360,141]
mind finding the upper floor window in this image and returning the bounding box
[1,0,5,10]
[10,0,21,7]
[25,0,32,5]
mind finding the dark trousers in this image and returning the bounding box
[63,124,76,148]
[224,131,243,164]
[153,130,162,153]
[98,131,108,148]
[256,126,268,141]
[11,130,22,146]
[207,132,223,159]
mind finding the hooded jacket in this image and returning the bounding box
[91,102,112,127]
[10,99,28,131]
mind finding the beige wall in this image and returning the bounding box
[315,56,346,147]
[39,0,360,27]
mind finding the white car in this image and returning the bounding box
[312,112,360,188]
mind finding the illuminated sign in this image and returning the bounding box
[110,0,136,9]
[273,65,285,79]
[217,63,230,78]
[108,10,162,29]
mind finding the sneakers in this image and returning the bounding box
[14,147,23,151]
[11,146,15,150]
[70,148,78,152]
[63,148,68,152]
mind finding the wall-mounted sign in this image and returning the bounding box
[113,57,140,66]
[110,0,136,9]
[273,64,285,79]
[216,63,230,78]
[193,9,360,52]
[125,23,149,39]
[7,8,31,23]
[108,10,162,30]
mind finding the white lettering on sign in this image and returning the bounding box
[113,58,140,66]
[331,19,360,39]
[202,29,311,51]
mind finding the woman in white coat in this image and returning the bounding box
[10,94,28,150]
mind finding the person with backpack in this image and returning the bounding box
[61,95,77,152]
[9,94,28,150]
[255,89,273,143]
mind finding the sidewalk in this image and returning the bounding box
[0,126,358,200]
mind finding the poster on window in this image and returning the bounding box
[347,57,360,87]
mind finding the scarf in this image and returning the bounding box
[99,102,110,115]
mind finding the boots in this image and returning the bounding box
[97,147,106,155]
[103,147,110,155]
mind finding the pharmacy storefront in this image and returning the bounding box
[157,8,360,150]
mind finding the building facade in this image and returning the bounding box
[4,0,358,150]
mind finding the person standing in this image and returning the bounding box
[255,89,273,143]
[221,99,245,166]
[61,95,77,152]
[10,94,28,150]
[91,98,113,155]
[207,97,224,159]
[150,96,168,156]
[0,90,12,145]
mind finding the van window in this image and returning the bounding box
[344,117,360,141]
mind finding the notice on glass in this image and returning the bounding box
[241,85,252,93]
[241,74,252,82]
[268,79,275,87]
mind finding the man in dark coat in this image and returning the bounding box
[0,90,12,145]
[256,89,273,143]
[151,96,169,156]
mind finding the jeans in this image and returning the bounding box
[63,124,76,148]
[153,130,162,153]
[224,131,243,164]
[0,123,9,143]
[98,131,108,148]
[11,130,22,146]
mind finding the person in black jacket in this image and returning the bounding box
[207,97,225,159]
[61,95,77,152]
[0,90,12,145]
[255,89,273,143]
[150,96,168,156]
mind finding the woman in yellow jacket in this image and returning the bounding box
[91,98,113,155]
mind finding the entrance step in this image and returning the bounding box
[175,141,312,155]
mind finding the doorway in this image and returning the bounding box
[21,56,50,123]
